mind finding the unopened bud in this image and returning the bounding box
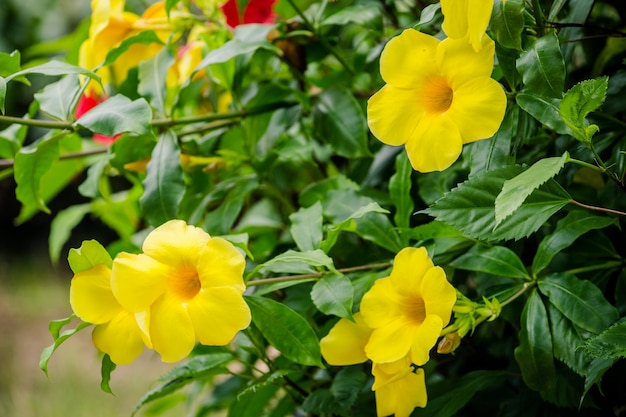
[437,333,461,354]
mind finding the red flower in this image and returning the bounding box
[220,0,277,27]
[75,93,121,145]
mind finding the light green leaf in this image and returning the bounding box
[40,316,91,377]
[78,156,109,198]
[312,88,370,158]
[34,74,80,121]
[389,151,413,230]
[532,210,616,275]
[289,201,323,252]
[102,31,164,68]
[246,295,324,367]
[514,289,556,391]
[100,354,117,394]
[139,130,185,227]
[311,273,354,320]
[495,152,569,226]
[259,249,335,275]
[516,32,565,98]
[322,3,381,26]
[450,245,529,279]
[75,95,152,136]
[516,90,571,135]
[49,203,91,265]
[196,24,279,67]
[583,321,626,359]
[67,239,113,273]
[560,76,608,143]
[138,47,173,116]
[538,273,618,333]
[0,76,6,114]
[414,3,441,27]
[491,0,525,50]
[6,60,100,83]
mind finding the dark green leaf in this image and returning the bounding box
[205,179,259,235]
[312,88,370,158]
[468,105,516,176]
[547,303,592,376]
[40,316,91,377]
[49,203,91,265]
[246,295,324,367]
[229,383,280,417]
[538,273,618,333]
[302,389,342,415]
[516,32,565,98]
[75,95,152,136]
[516,90,571,134]
[389,151,413,230]
[491,0,525,50]
[495,43,520,89]
[100,354,117,394]
[330,366,367,410]
[495,152,568,226]
[422,167,571,241]
[67,239,113,273]
[289,201,323,252]
[560,77,608,143]
[581,358,616,403]
[34,74,80,121]
[514,289,556,391]
[311,273,354,320]
[583,321,626,359]
[450,245,529,279]
[532,210,616,275]
[140,130,185,226]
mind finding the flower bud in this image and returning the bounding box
[437,332,461,354]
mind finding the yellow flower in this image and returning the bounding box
[360,247,457,365]
[441,0,493,52]
[372,356,427,417]
[320,312,372,365]
[111,220,251,362]
[70,264,151,365]
[367,29,506,172]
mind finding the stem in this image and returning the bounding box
[567,157,605,173]
[500,282,533,308]
[570,199,626,217]
[564,260,623,276]
[0,115,72,130]
[0,147,107,168]
[531,0,545,35]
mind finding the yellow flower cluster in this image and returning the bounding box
[70,220,251,364]
[367,0,506,173]
[320,247,457,417]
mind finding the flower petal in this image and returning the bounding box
[440,0,468,39]
[92,310,146,365]
[365,318,414,363]
[447,77,507,144]
[197,237,246,293]
[375,367,427,417]
[422,266,457,326]
[380,29,439,88]
[111,252,169,312]
[142,220,210,267]
[320,313,372,365]
[409,314,443,365]
[438,35,495,84]
[360,277,403,329]
[187,287,251,346]
[467,0,493,52]
[367,85,424,147]
[70,264,120,324]
[150,294,195,362]
[405,114,463,172]
[389,247,433,296]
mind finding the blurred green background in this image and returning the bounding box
[0,1,180,416]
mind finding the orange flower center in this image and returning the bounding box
[405,296,426,325]
[170,267,202,301]
[422,77,454,114]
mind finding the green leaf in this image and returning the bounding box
[532,210,616,275]
[138,47,174,115]
[139,130,185,227]
[259,249,336,275]
[559,76,608,143]
[538,273,618,333]
[311,273,354,320]
[322,3,381,26]
[495,152,569,226]
[450,245,529,279]
[6,60,100,83]
[422,167,571,241]
[229,383,280,417]
[78,156,109,198]
[312,88,370,158]
[75,95,152,136]
[289,201,323,252]
[581,357,616,403]
[132,352,233,416]
[516,32,565,98]
[468,105,516,175]
[67,239,113,273]
[49,203,91,265]
[39,316,91,377]
[583,321,626,359]
[205,179,259,235]
[14,135,61,215]
[514,289,556,391]
[100,354,117,394]
[516,90,571,135]
[0,50,22,78]
[0,76,6,114]
[330,366,368,410]
[34,74,80,121]
[245,295,324,367]
[495,43,520,89]
[197,24,280,67]
[102,31,164,68]
[389,151,414,230]
[547,303,592,376]
[491,0,525,50]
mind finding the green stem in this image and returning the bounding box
[570,199,626,217]
[500,282,534,308]
[0,114,72,130]
[531,0,545,35]
[567,157,605,173]
[564,260,623,276]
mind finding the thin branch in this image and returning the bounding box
[570,199,626,217]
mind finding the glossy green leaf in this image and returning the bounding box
[40,315,91,377]
[389,151,413,230]
[49,203,91,265]
[516,91,571,134]
[532,210,616,275]
[322,3,381,26]
[495,43,520,89]
[491,0,525,50]
[139,130,185,227]
[289,201,323,252]
[415,3,441,27]
[450,245,529,279]
[100,354,116,394]
[423,167,571,241]
[547,303,592,376]
[514,289,556,391]
[516,32,565,98]
[312,88,370,158]
[560,76,608,143]
[468,105,516,175]
[34,74,80,121]
[246,295,324,367]
[538,273,618,333]
[583,321,626,359]
[311,273,354,320]
[495,152,568,226]
[131,352,233,416]
[259,249,335,275]
[75,95,152,136]
[67,239,113,273]
[138,48,173,115]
